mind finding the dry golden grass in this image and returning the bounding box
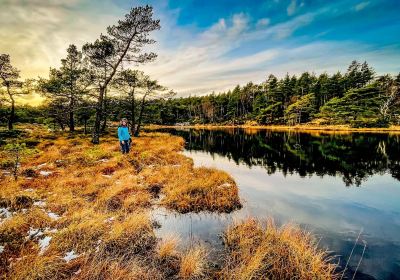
[9,254,71,280]
[0,125,338,279]
[0,127,238,279]
[156,235,180,260]
[219,218,338,280]
[159,166,241,213]
[178,246,208,280]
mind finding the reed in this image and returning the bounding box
[219,218,338,280]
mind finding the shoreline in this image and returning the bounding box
[0,126,338,279]
[147,124,400,134]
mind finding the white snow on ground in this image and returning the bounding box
[63,250,79,262]
[104,217,115,223]
[95,239,102,252]
[33,200,46,207]
[27,227,58,241]
[47,212,60,220]
[0,208,12,219]
[27,228,44,239]
[97,159,109,163]
[37,163,47,168]
[39,170,53,176]
[101,174,112,178]
[0,245,4,254]
[38,236,52,255]
[218,182,232,188]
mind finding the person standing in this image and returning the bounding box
[118,118,131,154]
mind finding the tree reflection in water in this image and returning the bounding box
[161,128,400,187]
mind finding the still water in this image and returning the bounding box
[152,128,400,280]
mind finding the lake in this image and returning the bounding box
[151,128,400,280]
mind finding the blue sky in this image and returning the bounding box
[0,0,399,101]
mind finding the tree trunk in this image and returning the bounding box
[92,87,105,144]
[130,90,136,134]
[84,119,87,135]
[69,111,74,132]
[58,120,65,131]
[101,115,107,132]
[7,86,15,130]
[134,95,146,137]
[8,98,15,130]
[69,94,75,132]
[101,89,108,132]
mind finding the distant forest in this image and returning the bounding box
[154,61,400,127]
[1,60,400,132]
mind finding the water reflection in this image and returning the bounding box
[167,128,400,187]
[150,128,400,280]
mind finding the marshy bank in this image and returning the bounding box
[0,125,337,279]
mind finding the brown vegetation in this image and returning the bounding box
[218,218,338,280]
[0,125,337,279]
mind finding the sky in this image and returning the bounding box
[0,0,399,105]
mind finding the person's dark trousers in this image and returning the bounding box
[120,140,130,154]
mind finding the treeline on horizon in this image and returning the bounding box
[3,59,400,132]
[157,61,400,127]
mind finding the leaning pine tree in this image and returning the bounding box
[83,5,160,144]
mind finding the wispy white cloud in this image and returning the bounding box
[256,18,271,28]
[354,1,370,11]
[287,0,297,16]
[0,0,123,79]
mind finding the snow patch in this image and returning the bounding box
[95,239,102,252]
[27,228,44,239]
[47,212,60,220]
[63,250,79,262]
[218,182,232,188]
[33,200,46,207]
[104,217,115,223]
[0,245,4,254]
[37,163,47,169]
[39,170,53,176]
[38,236,52,255]
[0,208,12,219]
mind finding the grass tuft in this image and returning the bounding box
[219,218,338,280]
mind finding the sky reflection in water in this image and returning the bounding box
[153,129,400,279]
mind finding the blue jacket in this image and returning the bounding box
[118,126,131,141]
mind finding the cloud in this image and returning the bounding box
[256,18,271,27]
[0,0,123,79]
[139,5,399,97]
[354,1,370,11]
[287,0,297,16]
